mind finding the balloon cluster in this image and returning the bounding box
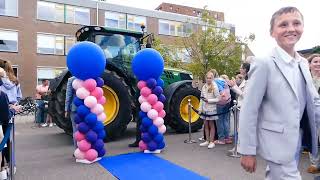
[132,48,166,152]
[66,41,107,163]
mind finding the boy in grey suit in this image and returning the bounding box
[238,7,320,179]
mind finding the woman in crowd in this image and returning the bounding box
[198,71,220,149]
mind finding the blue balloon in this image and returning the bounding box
[67,41,107,80]
[157,78,164,88]
[73,97,84,107]
[148,125,158,136]
[158,141,165,149]
[139,125,148,133]
[147,141,158,151]
[86,130,98,143]
[146,78,157,89]
[142,117,153,128]
[95,77,104,87]
[141,133,152,143]
[78,122,89,134]
[139,111,147,119]
[132,48,164,80]
[93,121,104,132]
[97,130,106,139]
[85,113,98,127]
[153,133,164,143]
[93,139,104,150]
[77,105,90,118]
[158,94,166,103]
[74,114,83,124]
[152,86,163,96]
[97,148,106,157]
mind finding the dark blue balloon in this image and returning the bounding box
[147,141,158,151]
[95,77,104,87]
[73,97,84,107]
[85,113,98,127]
[139,125,148,133]
[158,141,165,149]
[132,48,164,80]
[77,105,90,118]
[97,130,106,139]
[157,78,164,88]
[148,125,158,136]
[93,121,104,132]
[97,148,106,157]
[153,133,164,143]
[74,114,83,124]
[86,130,98,143]
[158,94,166,103]
[67,41,107,80]
[146,78,157,89]
[152,86,163,96]
[139,111,147,119]
[142,117,153,128]
[93,139,104,150]
[78,122,89,134]
[141,133,152,143]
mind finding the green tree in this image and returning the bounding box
[179,7,254,79]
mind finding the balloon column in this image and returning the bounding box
[132,48,166,153]
[66,41,107,163]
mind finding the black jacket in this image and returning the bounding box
[0,91,10,125]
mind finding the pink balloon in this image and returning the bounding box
[153,101,164,112]
[74,148,85,160]
[91,87,103,99]
[74,131,85,142]
[91,104,104,115]
[140,87,151,97]
[76,87,90,100]
[83,79,97,92]
[147,109,158,120]
[147,94,158,105]
[98,113,106,122]
[85,149,98,161]
[139,140,147,151]
[158,110,166,118]
[154,117,164,127]
[158,125,166,134]
[137,81,147,90]
[72,79,84,90]
[84,96,98,108]
[140,102,151,112]
[138,95,147,104]
[98,96,106,105]
[77,140,91,152]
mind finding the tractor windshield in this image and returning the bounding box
[95,34,140,65]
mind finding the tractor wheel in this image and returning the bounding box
[167,84,202,133]
[100,70,133,141]
[48,79,73,134]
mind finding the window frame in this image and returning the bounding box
[65,5,90,25]
[36,1,64,23]
[36,66,66,85]
[127,14,146,32]
[37,33,66,56]
[158,19,191,37]
[0,28,18,53]
[104,11,127,30]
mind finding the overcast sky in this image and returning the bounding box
[100,0,319,56]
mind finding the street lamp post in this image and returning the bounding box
[95,0,107,26]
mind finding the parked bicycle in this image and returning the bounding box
[17,97,37,116]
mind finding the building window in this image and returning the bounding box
[0,29,18,52]
[0,0,18,16]
[37,67,65,85]
[127,15,146,32]
[105,11,126,29]
[159,20,192,37]
[37,1,64,22]
[37,34,64,55]
[65,36,76,54]
[66,5,90,25]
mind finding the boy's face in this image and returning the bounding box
[271,12,304,51]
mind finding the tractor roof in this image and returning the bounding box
[164,67,192,75]
[76,26,144,41]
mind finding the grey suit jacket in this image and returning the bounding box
[238,48,320,164]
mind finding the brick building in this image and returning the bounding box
[0,0,235,97]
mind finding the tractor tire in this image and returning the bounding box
[48,79,73,134]
[100,70,133,141]
[167,84,202,133]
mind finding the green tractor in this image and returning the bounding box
[48,26,202,141]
